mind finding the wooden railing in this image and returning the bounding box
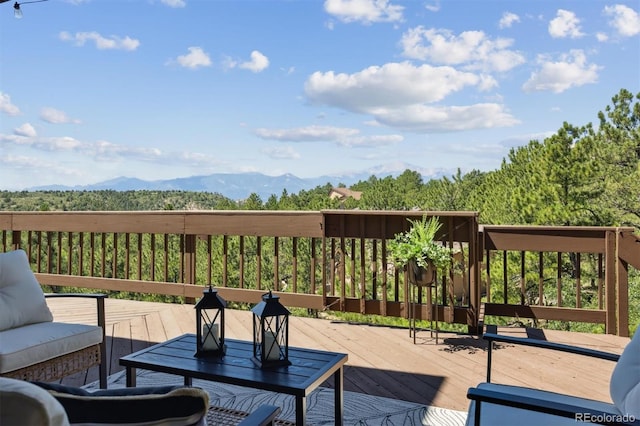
[0,211,636,336]
[481,226,638,337]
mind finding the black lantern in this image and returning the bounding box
[195,285,226,357]
[251,291,291,368]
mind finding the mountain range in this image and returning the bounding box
[31,163,448,200]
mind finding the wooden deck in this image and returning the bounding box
[48,298,631,412]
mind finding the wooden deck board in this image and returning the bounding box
[47,298,630,412]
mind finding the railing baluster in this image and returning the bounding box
[79,232,84,276]
[274,236,279,291]
[520,251,525,305]
[222,235,228,287]
[113,233,118,279]
[292,237,298,294]
[576,253,582,308]
[90,233,95,277]
[502,251,507,304]
[137,233,143,280]
[239,236,245,288]
[598,253,603,310]
[538,252,544,306]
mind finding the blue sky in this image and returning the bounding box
[1,0,639,191]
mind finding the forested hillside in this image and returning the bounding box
[2,89,638,232]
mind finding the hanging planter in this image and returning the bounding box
[408,258,436,286]
[389,216,452,285]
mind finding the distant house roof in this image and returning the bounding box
[329,187,362,201]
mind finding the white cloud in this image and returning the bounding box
[305,62,491,112]
[161,0,186,8]
[372,103,519,132]
[499,12,520,29]
[255,125,403,147]
[59,31,140,51]
[224,51,269,72]
[337,133,403,147]
[1,154,83,178]
[596,32,609,42]
[261,146,301,160]
[324,0,403,24]
[523,50,600,93]
[14,123,37,137]
[40,107,81,124]
[10,133,224,168]
[424,2,440,13]
[603,4,640,37]
[255,125,360,142]
[548,9,584,38]
[239,51,270,73]
[400,27,525,72]
[304,61,518,133]
[175,47,212,69]
[0,92,21,116]
[35,136,84,151]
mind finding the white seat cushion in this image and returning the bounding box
[0,249,53,331]
[0,322,103,373]
[0,377,70,426]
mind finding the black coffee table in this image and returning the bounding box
[119,334,348,425]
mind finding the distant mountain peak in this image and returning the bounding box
[30,165,448,200]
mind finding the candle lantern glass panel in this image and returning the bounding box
[251,291,291,368]
[195,285,226,357]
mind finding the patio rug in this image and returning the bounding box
[84,370,467,426]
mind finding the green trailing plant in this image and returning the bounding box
[388,216,453,276]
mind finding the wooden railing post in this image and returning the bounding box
[12,230,21,251]
[184,233,197,304]
[468,217,481,334]
[605,231,617,335]
[616,229,630,337]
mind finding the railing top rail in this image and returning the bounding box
[321,209,479,218]
[481,224,635,232]
[0,210,325,216]
[482,225,636,253]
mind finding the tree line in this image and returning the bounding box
[2,88,638,233]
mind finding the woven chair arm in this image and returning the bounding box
[44,292,108,387]
[237,405,282,426]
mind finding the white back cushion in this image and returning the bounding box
[0,249,53,331]
[0,377,69,426]
[610,329,640,418]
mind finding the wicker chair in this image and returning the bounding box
[0,250,107,389]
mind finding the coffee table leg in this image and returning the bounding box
[126,367,136,387]
[334,367,344,426]
[296,396,307,425]
[184,376,192,386]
